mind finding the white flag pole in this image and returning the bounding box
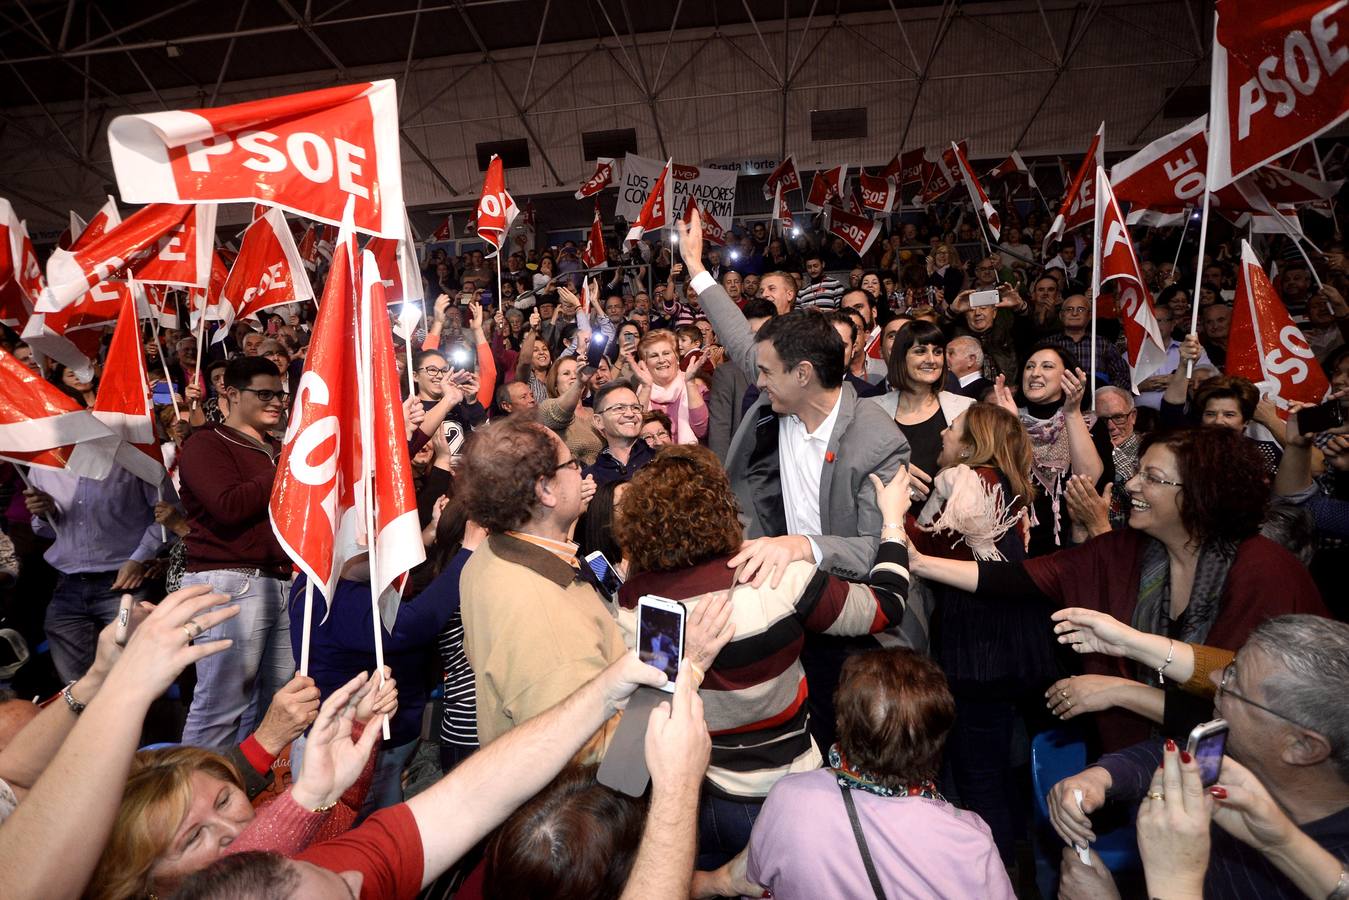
[299,579,314,676]
[192,302,208,409]
[1090,166,1104,411]
[358,249,392,741]
[150,317,182,422]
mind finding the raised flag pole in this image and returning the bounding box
[298,580,314,676]
[150,317,183,422]
[1169,206,1193,283]
[1090,166,1104,411]
[1186,183,1214,380]
[191,303,208,410]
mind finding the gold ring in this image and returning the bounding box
[1148,791,1164,801]
[1060,689,1069,699]
[182,621,202,641]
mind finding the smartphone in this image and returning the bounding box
[636,595,686,693]
[585,550,624,604]
[1185,717,1229,787]
[449,348,471,367]
[1297,399,1344,435]
[970,289,1000,308]
[114,593,134,646]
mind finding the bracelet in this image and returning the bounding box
[61,680,87,715]
[307,798,339,814]
[881,522,905,530]
[1328,866,1349,900]
[1157,639,1176,685]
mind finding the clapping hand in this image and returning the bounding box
[990,374,1018,415]
[291,671,384,813]
[1062,367,1088,412]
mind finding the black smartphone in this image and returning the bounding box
[585,550,623,604]
[1297,399,1344,435]
[1186,718,1229,787]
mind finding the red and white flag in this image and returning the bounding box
[215,207,314,340]
[826,205,882,258]
[38,202,207,313]
[108,80,404,238]
[1111,117,1209,226]
[805,165,846,211]
[1278,143,1335,217]
[1207,1,1349,190]
[891,147,927,185]
[774,181,794,236]
[682,197,727,247]
[625,158,672,248]
[0,199,43,331]
[986,152,1030,181]
[581,203,607,269]
[1093,168,1169,390]
[144,284,182,330]
[918,143,966,204]
[23,198,139,377]
[0,348,118,479]
[91,288,164,485]
[124,203,219,290]
[575,157,618,200]
[952,142,1001,241]
[1227,240,1330,414]
[366,211,424,307]
[430,216,452,242]
[475,154,518,258]
[358,251,426,627]
[762,156,801,200]
[1044,123,1104,255]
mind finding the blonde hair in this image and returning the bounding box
[958,404,1036,512]
[88,747,245,900]
[637,328,677,363]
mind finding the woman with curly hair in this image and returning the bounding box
[612,444,914,869]
[910,426,1328,754]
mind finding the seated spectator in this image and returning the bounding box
[694,648,1014,900]
[639,409,673,448]
[614,444,911,866]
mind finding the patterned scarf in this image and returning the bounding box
[828,744,944,801]
[1020,406,1097,546]
[1130,536,1237,686]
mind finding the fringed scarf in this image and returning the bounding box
[916,464,1025,561]
[1020,400,1097,547]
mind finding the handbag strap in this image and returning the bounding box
[838,781,889,900]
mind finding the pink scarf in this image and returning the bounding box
[650,373,696,444]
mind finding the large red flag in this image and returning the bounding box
[774,181,794,236]
[581,203,606,269]
[358,252,426,627]
[1208,1,1349,190]
[475,155,518,259]
[805,165,846,211]
[124,204,219,290]
[188,252,232,327]
[216,207,314,340]
[682,197,728,247]
[1226,240,1330,416]
[108,80,403,238]
[575,158,617,200]
[91,289,164,484]
[624,158,672,248]
[762,156,801,200]
[897,147,927,186]
[1094,168,1169,390]
[1044,123,1104,254]
[0,348,118,478]
[952,142,1001,241]
[826,206,882,258]
[366,212,423,306]
[0,199,43,331]
[38,203,203,312]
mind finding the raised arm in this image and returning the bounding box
[679,218,758,382]
[1061,367,1104,484]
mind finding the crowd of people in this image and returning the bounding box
[0,174,1347,900]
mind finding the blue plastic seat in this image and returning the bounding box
[1030,726,1141,891]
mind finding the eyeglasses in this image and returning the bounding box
[642,430,670,443]
[1218,661,1316,733]
[238,388,285,403]
[599,402,643,416]
[418,366,449,376]
[1103,412,1135,425]
[552,457,581,473]
[1136,469,1183,488]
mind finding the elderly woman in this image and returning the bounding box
[694,649,1013,899]
[539,356,603,467]
[1160,344,1284,474]
[614,444,912,867]
[631,328,708,444]
[910,426,1328,754]
[88,674,391,900]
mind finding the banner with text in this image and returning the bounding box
[616,154,737,237]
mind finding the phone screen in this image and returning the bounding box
[586,552,623,603]
[1189,723,1228,787]
[637,601,684,689]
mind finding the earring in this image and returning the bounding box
[959,450,970,458]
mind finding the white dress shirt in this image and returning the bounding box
[778,392,842,563]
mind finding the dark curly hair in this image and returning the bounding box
[613,444,742,574]
[1139,427,1268,544]
[459,418,561,533]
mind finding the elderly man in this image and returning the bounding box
[946,336,991,400]
[1095,385,1140,527]
[584,380,654,486]
[757,271,798,316]
[1043,294,1131,388]
[1051,615,1349,900]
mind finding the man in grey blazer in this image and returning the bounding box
[707,297,778,461]
[679,217,909,584]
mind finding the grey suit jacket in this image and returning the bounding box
[707,359,750,462]
[697,281,911,581]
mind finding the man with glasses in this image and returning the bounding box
[1051,615,1349,899]
[585,380,654,486]
[177,356,296,747]
[1095,386,1141,527]
[1044,293,1131,389]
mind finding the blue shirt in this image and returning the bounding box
[290,557,469,746]
[29,466,175,574]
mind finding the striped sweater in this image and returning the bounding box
[617,539,909,800]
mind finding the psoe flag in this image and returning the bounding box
[107,80,404,238]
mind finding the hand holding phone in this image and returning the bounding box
[585,551,624,604]
[637,596,686,693]
[114,593,135,647]
[1186,717,1228,787]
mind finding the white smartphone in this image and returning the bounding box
[969,289,1000,308]
[585,550,624,604]
[636,595,686,693]
[114,593,134,647]
[1185,717,1228,787]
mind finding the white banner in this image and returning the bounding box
[616,154,737,238]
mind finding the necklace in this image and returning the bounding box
[828,744,945,801]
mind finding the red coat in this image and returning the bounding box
[1024,528,1327,750]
